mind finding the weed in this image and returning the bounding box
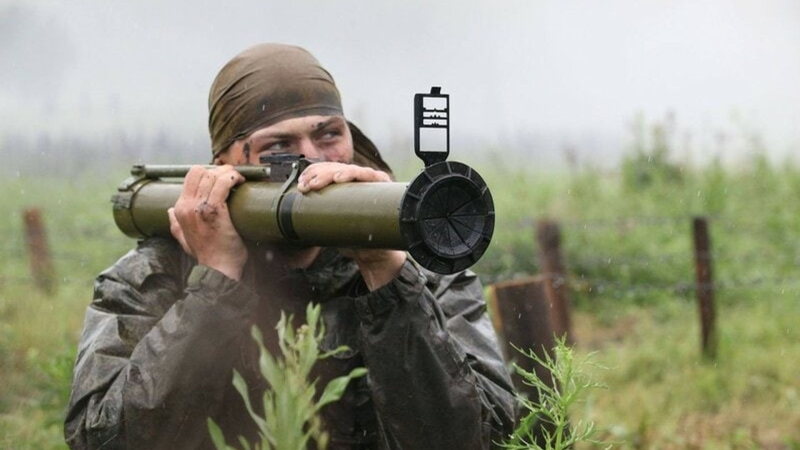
[503,337,611,450]
[208,303,366,450]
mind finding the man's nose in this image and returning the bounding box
[298,139,320,160]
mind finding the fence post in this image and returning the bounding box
[488,276,556,395]
[692,216,717,360]
[489,276,561,444]
[536,219,574,345]
[23,208,57,295]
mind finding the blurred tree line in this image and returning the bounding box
[3,130,208,178]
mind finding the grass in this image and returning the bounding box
[1,151,799,448]
[576,296,800,449]
[0,172,131,449]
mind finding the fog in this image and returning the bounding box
[2,0,799,170]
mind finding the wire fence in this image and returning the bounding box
[485,213,800,295]
[4,212,800,295]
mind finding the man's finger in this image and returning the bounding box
[194,171,216,202]
[297,162,346,187]
[333,167,389,183]
[332,167,367,183]
[298,169,336,193]
[168,207,193,256]
[298,163,391,192]
[181,165,206,199]
[207,168,245,205]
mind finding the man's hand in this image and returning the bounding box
[296,162,391,192]
[168,165,248,281]
[298,162,407,291]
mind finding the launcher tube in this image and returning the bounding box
[113,180,408,248]
[112,160,495,274]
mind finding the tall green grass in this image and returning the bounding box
[0,173,131,449]
[209,304,366,450]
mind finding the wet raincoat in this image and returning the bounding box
[65,237,516,449]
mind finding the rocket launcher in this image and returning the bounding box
[111,87,495,274]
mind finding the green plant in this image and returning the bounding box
[503,337,611,450]
[621,114,683,191]
[208,303,367,450]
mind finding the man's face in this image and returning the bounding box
[218,115,354,166]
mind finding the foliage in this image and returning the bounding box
[207,303,367,450]
[620,113,684,191]
[0,174,131,450]
[503,337,610,450]
[582,296,800,448]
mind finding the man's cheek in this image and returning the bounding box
[343,144,355,164]
[325,147,353,164]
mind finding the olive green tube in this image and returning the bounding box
[113,180,408,249]
[112,160,496,274]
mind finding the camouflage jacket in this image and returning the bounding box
[65,237,515,449]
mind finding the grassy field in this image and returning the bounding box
[1,152,799,448]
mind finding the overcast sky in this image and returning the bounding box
[1,0,798,167]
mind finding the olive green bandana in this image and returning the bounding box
[208,43,392,175]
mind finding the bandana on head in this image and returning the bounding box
[208,43,392,175]
[209,43,342,157]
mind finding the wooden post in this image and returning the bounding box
[693,216,717,359]
[489,276,560,444]
[488,277,556,399]
[536,219,574,345]
[23,208,56,294]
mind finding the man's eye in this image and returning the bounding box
[264,141,290,152]
[319,130,341,141]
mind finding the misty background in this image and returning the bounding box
[1,0,798,174]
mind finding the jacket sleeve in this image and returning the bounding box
[353,260,516,450]
[64,238,259,450]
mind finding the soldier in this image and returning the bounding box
[65,43,515,450]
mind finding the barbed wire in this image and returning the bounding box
[0,248,107,265]
[5,270,799,295]
[0,275,95,287]
[512,215,694,231]
[485,272,800,296]
[6,214,800,297]
[6,214,796,254]
[13,246,794,270]
[7,247,800,276]
[510,214,798,234]
[566,249,800,267]
[6,245,799,271]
